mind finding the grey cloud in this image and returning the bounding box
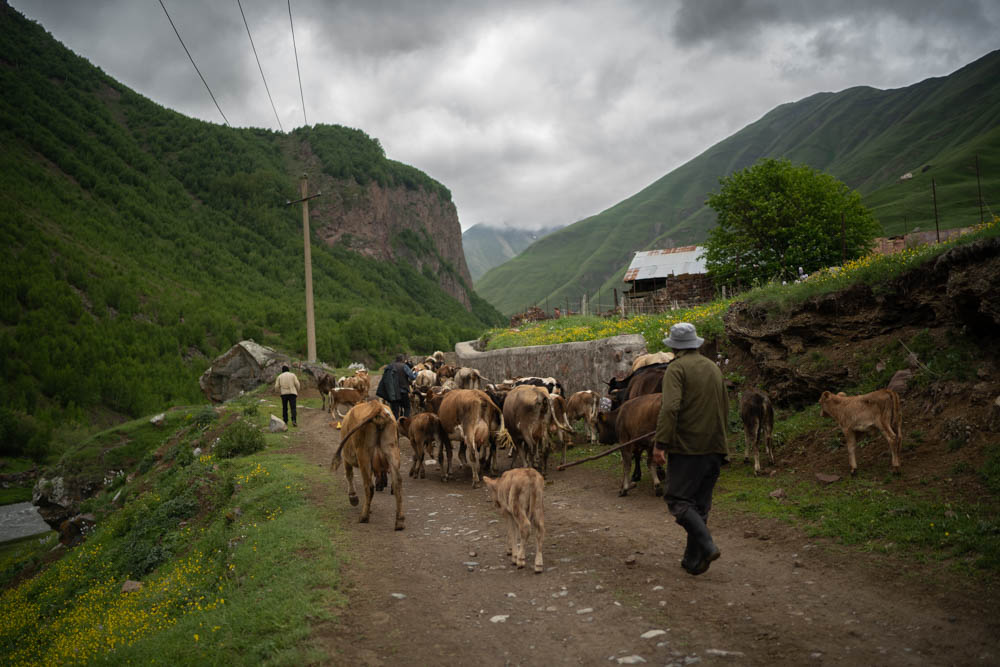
[10,0,999,230]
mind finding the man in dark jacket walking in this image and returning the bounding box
[652,322,729,576]
[377,354,416,419]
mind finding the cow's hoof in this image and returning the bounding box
[472,481,481,489]
[395,518,405,531]
[349,495,359,506]
[743,456,750,464]
[654,485,663,497]
[850,469,858,477]
[420,471,426,479]
[618,489,628,497]
[359,515,369,523]
[534,565,543,574]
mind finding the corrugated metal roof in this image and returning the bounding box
[623,246,706,281]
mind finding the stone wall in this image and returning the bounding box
[455,334,648,395]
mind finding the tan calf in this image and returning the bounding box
[740,389,774,475]
[483,467,546,573]
[819,389,902,475]
[330,400,405,529]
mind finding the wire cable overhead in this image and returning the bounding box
[237,0,283,132]
[157,0,230,127]
[288,0,307,126]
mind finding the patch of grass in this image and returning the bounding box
[0,486,33,504]
[716,468,1000,572]
[214,419,266,459]
[0,452,344,665]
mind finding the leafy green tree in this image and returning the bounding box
[703,158,880,286]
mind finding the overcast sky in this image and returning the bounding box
[12,0,999,231]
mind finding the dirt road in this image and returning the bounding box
[290,403,997,666]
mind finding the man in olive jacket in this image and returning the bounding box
[652,322,729,575]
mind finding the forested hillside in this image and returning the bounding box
[476,50,1000,315]
[462,223,563,281]
[0,5,501,455]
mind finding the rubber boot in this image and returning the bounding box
[680,532,700,571]
[676,508,720,575]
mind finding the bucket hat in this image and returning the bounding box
[662,322,704,349]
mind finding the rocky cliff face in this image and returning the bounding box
[296,144,473,308]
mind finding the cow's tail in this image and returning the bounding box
[485,396,514,454]
[547,395,574,434]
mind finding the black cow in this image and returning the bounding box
[513,376,566,397]
[606,362,671,410]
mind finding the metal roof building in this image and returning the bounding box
[623,246,706,284]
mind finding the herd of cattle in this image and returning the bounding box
[322,349,904,535]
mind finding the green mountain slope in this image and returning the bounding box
[463,223,563,281]
[0,6,501,443]
[476,50,1000,315]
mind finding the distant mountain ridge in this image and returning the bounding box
[463,223,564,281]
[475,50,1000,315]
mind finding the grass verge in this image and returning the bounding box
[1,400,345,666]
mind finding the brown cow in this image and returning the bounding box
[819,389,902,475]
[547,393,576,466]
[566,390,600,445]
[328,387,365,417]
[483,467,546,573]
[437,389,509,488]
[317,373,337,412]
[595,393,664,496]
[503,385,572,475]
[398,413,452,480]
[330,400,405,529]
[740,389,774,475]
[455,367,486,391]
[340,369,370,396]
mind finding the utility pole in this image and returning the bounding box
[976,154,984,224]
[931,178,940,243]
[286,175,322,362]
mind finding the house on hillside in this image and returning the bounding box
[622,246,714,312]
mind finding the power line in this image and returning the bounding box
[288,0,307,126]
[157,0,230,127]
[236,0,283,132]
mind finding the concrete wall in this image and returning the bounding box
[455,334,648,396]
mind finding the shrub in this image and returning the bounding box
[191,406,218,427]
[214,419,265,458]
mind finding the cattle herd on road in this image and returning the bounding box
[323,349,904,567]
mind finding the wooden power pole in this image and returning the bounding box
[286,175,322,362]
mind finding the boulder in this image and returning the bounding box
[121,580,143,593]
[270,415,288,433]
[199,340,290,403]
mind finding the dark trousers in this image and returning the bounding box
[281,394,297,425]
[390,393,410,419]
[664,453,725,521]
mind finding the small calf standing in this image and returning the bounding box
[740,389,774,475]
[483,468,545,573]
[819,389,902,475]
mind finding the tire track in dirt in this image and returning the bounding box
[291,401,998,666]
